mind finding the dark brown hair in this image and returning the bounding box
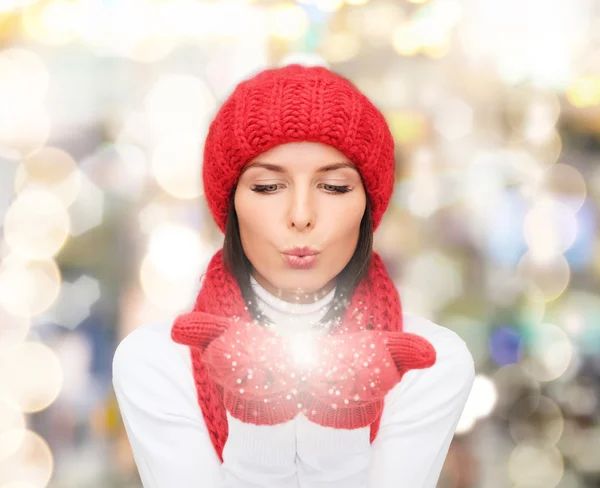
[222,187,373,329]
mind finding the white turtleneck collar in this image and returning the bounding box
[249,274,336,337]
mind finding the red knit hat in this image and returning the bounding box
[202,64,396,233]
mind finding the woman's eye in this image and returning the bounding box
[322,184,351,194]
[251,184,281,193]
[251,184,351,194]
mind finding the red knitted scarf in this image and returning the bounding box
[172,248,436,462]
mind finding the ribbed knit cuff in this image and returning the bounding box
[383,331,437,371]
[171,311,230,351]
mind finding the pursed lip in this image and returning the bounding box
[283,246,319,257]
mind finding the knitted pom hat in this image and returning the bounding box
[202,64,396,233]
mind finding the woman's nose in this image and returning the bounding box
[286,188,316,230]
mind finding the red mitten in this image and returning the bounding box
[201,320,301,425]
[299,329,436,429]
[171,311,231,352]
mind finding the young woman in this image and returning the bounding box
[113,64,475,488]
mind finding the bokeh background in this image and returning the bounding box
[1,0,600,486]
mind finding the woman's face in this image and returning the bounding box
[234,142,366,303]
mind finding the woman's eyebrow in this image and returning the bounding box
[241,161,356,174]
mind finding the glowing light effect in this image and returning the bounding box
[267,4,309,41]
[508,443,563,487]
[523,198,578,260]
[289,332,318,368]
[520,322,574,382]
[0,255,61,317]
[532,164,587,213]
[566,76,600,107]
[508,396,564,446]
[0,341,63,413]
[4,189,70,260]
[14,147,82,208]
[0,430,54,487]
[456,374,497,434]
[141,224,213,311]
[433,97,473,141]
[517,253,570,302]
[143,74,216,137]
[0,49,50,159]
[151,134,203,199]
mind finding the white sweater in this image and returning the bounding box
[113,276,475,488]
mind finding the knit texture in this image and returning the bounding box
[172,249,436,463]
[202,64,396,233]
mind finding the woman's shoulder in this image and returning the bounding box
[112,319,194,390]
[400,312,475,380]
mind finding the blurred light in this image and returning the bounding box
[456,374,497,434]
[492,364,541,421]
[54,334,92,403]
[67,172,104,237]
[403,251,463,312]
[0,1,37,14]
[555,470,583,488]
[141,224,213,311]
[433,97,473,141]
[144,74,216,138]
[0,49,50,159]
[396,284,433,319]
[392,23,420,56]
[44,275,100,330]
[0,255,61,317]
[455,407,476,434]
[0,307,29,355]
[554,291,600,355]
[314,0,344,11]
[108,144,149,200]
[523,97,561,145]
[151,133,203,199]
[405,147,441,217]
[561,383,597,417]
[0,399,25,450]
[517,253,570,302]
[505,85,561,144]
[508,396,564,446]
[570,427,600,474]
[279,52,329,68]
[520,322,574,382]
[0,48,48,114]
[0,482,40,488]
[345,0,370,4]
[460,0,582,88]
[320,32,361,63]
[532,164,587,213]
[3,188,70,260]
[566,76,600,108]
[0,429,53,487]
[14,147,82,208]
[523,198,578,261]
[508,443,563,487]
[267,3,310,40]
[387,110,428,144]
[0,341,63,413]
[147,224,205,281]
[22,0,78,45]
[137,200,172,235]
[354,1,405,47]
[532,129,562,166]
[289,332,318,367]
[489,327,522,366]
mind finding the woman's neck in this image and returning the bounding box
[250,271,336,305]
